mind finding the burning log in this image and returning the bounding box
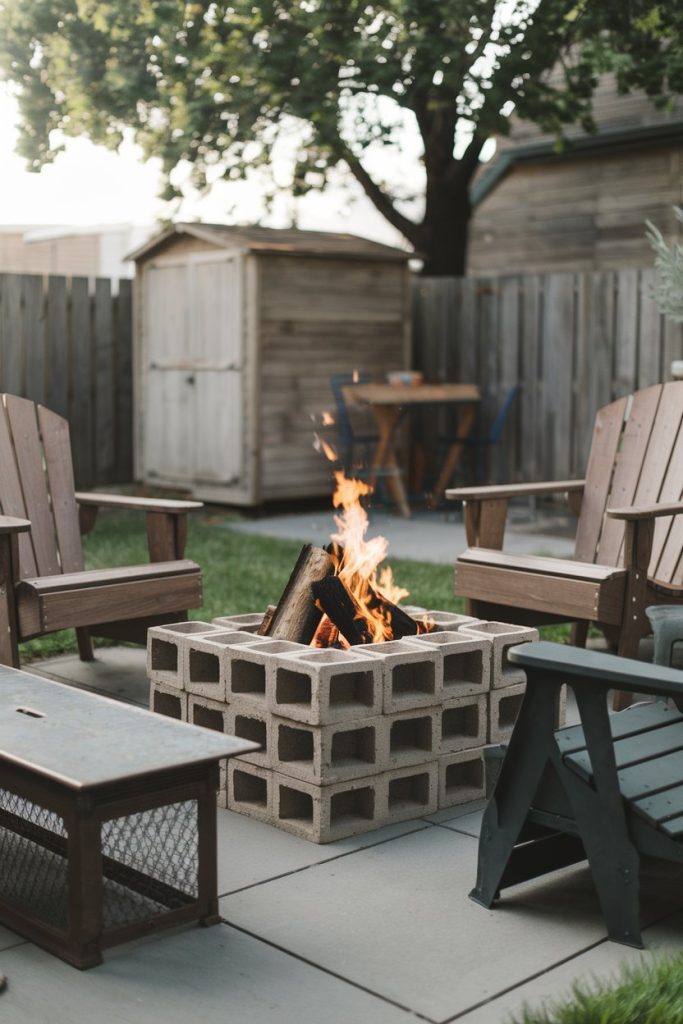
[311,576,372,646]
[256,604,277,636]
[263,545,334,643]
[312,575,419,646]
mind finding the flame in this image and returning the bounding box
[322,410,335,426]
[311,470,432,646]
[352,368,359,384]
[313,433,338,462]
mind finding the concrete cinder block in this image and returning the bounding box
[149,680,188,721]
[489,682,527,743]
[440,694,486,754]
[270,714,386,785]
[273,771,383,844]
[184,630,261,701]
[425,610,479,631]
[212,612,267,634]
[386,707,439,769]
[224,638,303,710]
[228,706,273,769]
[411,631,491,699]
[270,648,383,725]
[227,760,273,825]
[363,639,442,713]
[381,762,438,824]
[438,748,486,808]
[147,621,223,689]
[460,621,539,688]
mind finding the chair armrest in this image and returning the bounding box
[606,501,683,521]
[0,516,31,535]
[509,640,683,700]
[447,480,585,502]
[75,493,203,514]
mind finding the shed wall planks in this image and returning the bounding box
[0,272,132,489]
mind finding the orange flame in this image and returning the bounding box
[322,411,335,426]
[313,433,338,462]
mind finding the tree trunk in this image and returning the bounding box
[418,176,472,276]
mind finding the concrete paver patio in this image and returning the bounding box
[2,644,678,1022]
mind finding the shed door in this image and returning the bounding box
[142,252,244,487]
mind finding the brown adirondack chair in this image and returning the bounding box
[0,394,203,668]
[448,381,683,673]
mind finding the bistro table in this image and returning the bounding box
[343,382,481,517]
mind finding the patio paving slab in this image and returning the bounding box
[30,646,148,706]
[0,922,417,1024]
[216,806,430,895]
[422,801,486,829]
[220,826,683,1023]
[462,907,683,1024]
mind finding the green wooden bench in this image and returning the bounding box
[470,641,683,947]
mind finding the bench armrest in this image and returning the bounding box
[509,641,683,700]
[607,501,683,521]
[0,516,31,535]
[447,480,585,502]
[75,493,203,514]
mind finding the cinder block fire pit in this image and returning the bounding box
[147,610,553,843]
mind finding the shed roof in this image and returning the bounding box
[128,222,412,263]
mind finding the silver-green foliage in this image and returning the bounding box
[646,207,683,324]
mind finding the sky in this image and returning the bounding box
[0,84,410,246]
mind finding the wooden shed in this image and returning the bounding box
[130,224,411,505]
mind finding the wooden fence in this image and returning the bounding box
[412,268,683,484]
[0,272,133,488]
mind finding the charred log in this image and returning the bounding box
[263,545,334,643]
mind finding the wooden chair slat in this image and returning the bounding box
[555,701,681,758]
[567,720,683,783]
[573,396,627,563]
[5,396,61,576]
[633,780,683,825]
[0,399,37,579]
[596,385,663,567]
[650,405,683,579]
[36,405,83,574]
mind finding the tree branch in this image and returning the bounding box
[340,146,422,247]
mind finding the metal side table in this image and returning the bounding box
[0,665,256,968]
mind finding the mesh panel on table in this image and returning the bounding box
[101,800,199,929]
[0,788,69,930]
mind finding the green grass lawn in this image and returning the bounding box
[512,954,683,1023]
[21,509,570,660]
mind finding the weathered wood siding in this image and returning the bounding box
[0,272,132,488]
[258,255,411,499]
[412,270,683,484]
[468,146,683,274]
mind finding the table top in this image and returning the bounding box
[344,382,480,406]
[0,666,256,790]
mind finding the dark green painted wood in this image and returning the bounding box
[633,781,683,824]
[555,701,681,758]
[568,718,683,783]
[660,813,683,838]
[617,750,683,801]
[510,641,683,699]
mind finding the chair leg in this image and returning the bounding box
[571,621,589,648]
[612,626,643,710]
[76,628,95,662]
[470,678,558,908]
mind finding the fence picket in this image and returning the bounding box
[0,272,132,489]
[412,267,676,484]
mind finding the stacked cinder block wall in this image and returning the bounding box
[147,611,549,843]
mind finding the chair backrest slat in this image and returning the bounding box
[596,385,663,567]
[37,405,84,574]
[5,395,63,577]
[573,396,628,563]
[651,397,683,584]
[0,400,38,579]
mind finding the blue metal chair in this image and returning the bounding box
[442,384,519,484]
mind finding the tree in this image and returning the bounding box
[1,1,681,274]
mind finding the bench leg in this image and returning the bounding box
[76,628,95,662]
